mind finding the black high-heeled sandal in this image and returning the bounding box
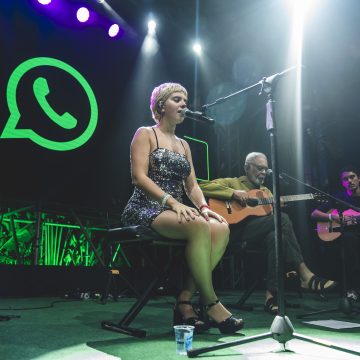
[173,300,209,333]
[203,299,244,334]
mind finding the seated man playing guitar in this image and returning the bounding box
[311,165,360,302]
[200,152,336,314]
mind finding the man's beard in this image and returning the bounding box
[251,175,265,187]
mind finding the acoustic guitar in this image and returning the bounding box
[208,189,317,224]
[316,209,360,241]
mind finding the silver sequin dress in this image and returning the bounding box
[121,129,191,227]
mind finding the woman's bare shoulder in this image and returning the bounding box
[178,136,191,151]
[133,126,154,139]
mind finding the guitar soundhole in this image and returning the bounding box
[247,198,258,207]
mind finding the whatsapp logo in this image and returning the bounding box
[1,57,98,151]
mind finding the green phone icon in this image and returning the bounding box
[1,57,98,151]
[33,77,77,130]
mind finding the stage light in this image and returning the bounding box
[192,43,202,56]
[142,17,158,52]
[108,23,120,37]
[143,35,159,55]
[76,7,90,23]
[147,20,156,35]
[34,0,134,41]
[285,0,321,178]
[287,0,317,16]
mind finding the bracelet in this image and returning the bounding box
[328,213,332,222]
[160,193,172,207]
[199,204,210,212]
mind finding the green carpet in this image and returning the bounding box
[1,292,360,360]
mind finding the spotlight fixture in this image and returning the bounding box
[34,0,135,40]
[147,20,156,35]
[193,42,202,56]
[76,7,90,23]
[108,23,120,37]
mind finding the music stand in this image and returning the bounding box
[187,68,360,357]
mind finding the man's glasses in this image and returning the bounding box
[248,162,268,173]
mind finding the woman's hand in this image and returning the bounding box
[200,208,228,224]
[168,199,199,223]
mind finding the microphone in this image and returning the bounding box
[179,108,215,125]
[266,169,289,184]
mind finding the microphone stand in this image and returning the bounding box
[280,172,360,213]
[278,172,360,319]
[187,68,360,357]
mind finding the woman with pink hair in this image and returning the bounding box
[122,82,243,334]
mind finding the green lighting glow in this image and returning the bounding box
[184,135,210,181]
[1,57,98,151]
[0,214,130,268]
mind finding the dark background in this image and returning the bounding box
[1,0,360,209]
[0,0,359,292]
[1,1,360,256]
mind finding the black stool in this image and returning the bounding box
[101,225,186,337]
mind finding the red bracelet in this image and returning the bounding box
[199,204,210,212]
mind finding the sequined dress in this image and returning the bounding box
[121,128,191,227]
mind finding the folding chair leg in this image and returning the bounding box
[101,275,159,337]
[101,269,142,305]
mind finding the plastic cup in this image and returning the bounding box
[173,325,194,355]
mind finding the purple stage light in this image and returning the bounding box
[108,24,120,37]
[38,0,52,4]
[76,7,90,23]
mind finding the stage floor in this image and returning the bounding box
[1,291,360,360]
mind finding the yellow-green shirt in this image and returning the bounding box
[199,175,272,200]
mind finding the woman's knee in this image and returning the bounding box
[184,216,211,237]
[210,221,230,246]
[211,221,229,238]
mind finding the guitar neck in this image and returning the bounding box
[208,191,316,225]
[256,194,314,205]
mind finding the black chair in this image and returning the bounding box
[223,241,302,311]
[100,225,186,338]
[221,243,267,311]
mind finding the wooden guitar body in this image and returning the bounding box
[208,189,272,224]
[316,209,360,241]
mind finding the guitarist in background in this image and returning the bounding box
[200,152,336,314]
[311,165,360,302]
